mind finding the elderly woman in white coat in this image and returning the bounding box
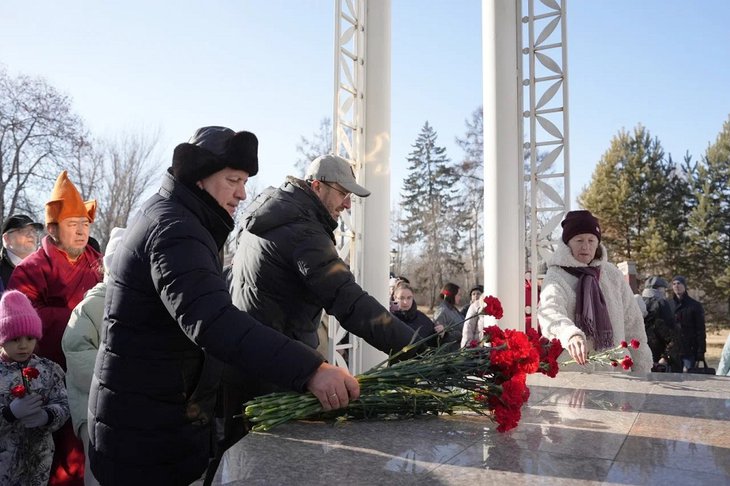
[537,210,652,374]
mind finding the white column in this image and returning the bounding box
[482,0,523,329]
[359,0,391,370]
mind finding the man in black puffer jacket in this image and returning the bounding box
[233,154,415,352]
[88,128,359,486]
[213,155,419,469]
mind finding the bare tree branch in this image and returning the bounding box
[0,66,85,221]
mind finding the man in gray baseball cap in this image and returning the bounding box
[305,154,371,197]
[212,154,418,481]
[299,154,371,220]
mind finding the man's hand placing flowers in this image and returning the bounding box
[306,362,360,411]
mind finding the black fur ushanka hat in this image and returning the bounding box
[171,126,258,184]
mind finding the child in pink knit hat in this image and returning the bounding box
[0,290,70,486]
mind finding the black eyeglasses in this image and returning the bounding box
[320,181,351,199]
[8,227,39,238]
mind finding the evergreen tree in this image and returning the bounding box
[578,125,686,276]
[685,117,730,316]
[663,153,695,277]
[399,122,461,307]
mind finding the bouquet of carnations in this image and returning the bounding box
[10,366,40,398]
[244,296,564,433]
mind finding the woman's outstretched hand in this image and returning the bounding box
[567,335,587,365]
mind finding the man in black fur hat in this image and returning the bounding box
[88,127,359,485]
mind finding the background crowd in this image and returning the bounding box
[0,126,722,486]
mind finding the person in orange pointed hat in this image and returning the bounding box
[8,170,102,486]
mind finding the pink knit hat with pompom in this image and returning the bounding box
[0,290,42,344]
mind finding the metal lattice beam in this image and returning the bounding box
[522,0,570,308]
[329,0,366,373]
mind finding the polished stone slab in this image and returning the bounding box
[210,371,730,485]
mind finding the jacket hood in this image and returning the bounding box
[547,239,607,268]
[242,177,337,239]
[84,281,107,300]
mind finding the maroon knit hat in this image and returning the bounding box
[0,290,42,345]
[561,210,601,244]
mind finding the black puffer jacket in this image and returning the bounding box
[88,171,323,486]
[231,177,417,354]
[393,302,438,347]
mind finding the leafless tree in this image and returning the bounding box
[90,130,162,249]
[66,136,104,202]
[0,66,86,222]
[295,117,332,177]
[455,107,484,287]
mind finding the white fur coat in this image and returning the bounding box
[537,240,652,374]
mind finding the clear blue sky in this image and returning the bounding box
[1,1,729,207]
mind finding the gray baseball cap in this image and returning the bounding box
[305,154,371,197]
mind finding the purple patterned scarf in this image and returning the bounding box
[561,266,614,350]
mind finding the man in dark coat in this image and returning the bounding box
[232,154,415,352]
[212,154,418,478]
[88,128,359,486]
[0,214,43,288]
[670,275,706,372]
[641,276,680,372]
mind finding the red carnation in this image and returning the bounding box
[620,340,628,348]
[525,327,540,343]
[482,325,505,342]
[541,338,563,377]
[629,339,640,349]
[488,374,528,433]
[22,367,40,380]
[610,360,619,367]
[10,384,26,398]
[482,295,504,320]
[621,355,634,370]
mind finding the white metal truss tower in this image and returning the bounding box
[521,0,570,311]
[328,0,366,374]
[327,0,570,368]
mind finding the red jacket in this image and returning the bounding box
[8,235,102,370]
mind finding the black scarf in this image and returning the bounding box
[393,302,417,323]
[561,266,614,350]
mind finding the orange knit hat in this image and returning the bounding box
[45,171,97,224]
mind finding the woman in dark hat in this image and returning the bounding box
[536,210,652,373]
